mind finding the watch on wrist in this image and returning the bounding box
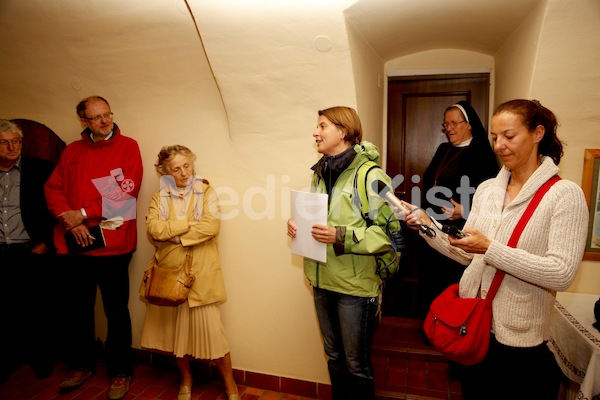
[80,207,88,220]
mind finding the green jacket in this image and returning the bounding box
[304,142,394,297]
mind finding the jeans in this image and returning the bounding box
[57,253,134,378]
[313,287,379,400]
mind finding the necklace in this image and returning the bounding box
[434,146,465,186]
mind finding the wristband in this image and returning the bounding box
[80,207,88,220]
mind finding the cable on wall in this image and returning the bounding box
[183,0,232,139]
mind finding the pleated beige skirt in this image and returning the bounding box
[140,301,230,360]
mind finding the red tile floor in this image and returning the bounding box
[0,358,322,400]
[0,316,460,400]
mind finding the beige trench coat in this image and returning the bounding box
[140,179,227,307]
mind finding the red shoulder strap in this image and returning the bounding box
[486,175,561,301]
[507,175,561,247]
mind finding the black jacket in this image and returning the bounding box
[20,156,57,251]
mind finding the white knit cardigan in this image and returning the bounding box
[424,157,589,347]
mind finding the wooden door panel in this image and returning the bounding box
[403,95,465,203]
[12,119,65,165]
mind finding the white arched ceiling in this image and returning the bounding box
[345,0,542,60]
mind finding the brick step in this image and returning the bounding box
[379,315,424,329]
[376,389,455,400]
[373,316,460,400]
[373,316,447,363]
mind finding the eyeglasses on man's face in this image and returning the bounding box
[0,138,22,147]
[442,120,466,129]
[83,112,114,122]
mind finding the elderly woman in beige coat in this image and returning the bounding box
[140,145,239,400]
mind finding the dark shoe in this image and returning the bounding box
[58,369,94,393]
[33,360,54,379]
[108,376,131,400]
[31,357,54,379]
[0,362,20,385]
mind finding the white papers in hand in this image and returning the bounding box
[290,190,328,263]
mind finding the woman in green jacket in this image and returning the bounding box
[287,106,395,400]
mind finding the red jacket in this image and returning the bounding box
[44,125,143,255]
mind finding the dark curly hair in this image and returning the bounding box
[493,99,564,165]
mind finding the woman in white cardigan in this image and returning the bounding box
[399,99,588,400]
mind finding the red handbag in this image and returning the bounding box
[423,175,561,366]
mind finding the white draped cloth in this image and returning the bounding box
[548,292,600,399]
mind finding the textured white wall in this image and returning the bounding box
[186,0,357,381]
[0,0,598,387]
[529,0,600,293]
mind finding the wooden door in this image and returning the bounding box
[382,73,490,317]
[12,119,66,165]
[386,74,490,201]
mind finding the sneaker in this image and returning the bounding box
[108,376,131,400]
[58,369,94,393]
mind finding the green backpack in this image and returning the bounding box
[354,161,406,283]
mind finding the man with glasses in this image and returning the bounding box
[0,119,58,383]
[45,96,143,399]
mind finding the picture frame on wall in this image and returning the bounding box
[581,149,600,261]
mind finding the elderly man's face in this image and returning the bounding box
[81,99,114,139]
[0,131,23,169]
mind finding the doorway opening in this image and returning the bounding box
[381,73,491,318]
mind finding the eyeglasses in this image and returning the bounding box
[83,112,114,122]
[0,138,22,147]
[442,120,466,129]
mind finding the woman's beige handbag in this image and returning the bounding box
[142,249,195,306]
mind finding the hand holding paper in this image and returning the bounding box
[290,190,328,263]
